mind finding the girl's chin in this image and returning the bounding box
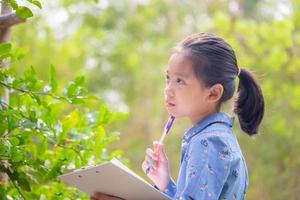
[166,109,180,118]
[166,110,174,116]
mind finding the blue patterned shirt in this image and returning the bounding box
[164,112,249,200]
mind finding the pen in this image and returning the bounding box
[145,116,175,175]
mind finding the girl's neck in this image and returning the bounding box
[190,108,219,125]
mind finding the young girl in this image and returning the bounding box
[91,33,264,200]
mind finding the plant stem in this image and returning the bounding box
[11,180,26,200]
[0,80,70,102]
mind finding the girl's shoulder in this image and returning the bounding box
[190,119,234,145]
[190,130,232,150]
[188,129,242,159]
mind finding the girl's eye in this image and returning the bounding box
[176,78,185,85]
[166,74,170,81]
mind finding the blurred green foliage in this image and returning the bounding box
[0,16,127,199]
[1,0,300,199]
[0,62,127,199]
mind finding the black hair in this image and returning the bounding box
[174,33,264,136]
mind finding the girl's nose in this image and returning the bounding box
[164,83,174,98]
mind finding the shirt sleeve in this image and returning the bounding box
[178,134,232,200]
[163,178,177,198]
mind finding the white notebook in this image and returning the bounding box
[59,158,171,200]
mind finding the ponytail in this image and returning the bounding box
[234,69,265,136]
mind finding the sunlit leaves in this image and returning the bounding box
[27,0,42,9]
[4,0,42,19]
[16,6,33,19]
[0,64,125,199]
[0,43,12,58]
[0,43,26,68]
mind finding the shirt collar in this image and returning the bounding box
[183,112,234,142]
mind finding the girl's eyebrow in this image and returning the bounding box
[166,70,189,78]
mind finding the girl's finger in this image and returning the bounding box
[142,160,153,172]
[152,165,158,171]
[146,153,161,169]
[142,159,154,175]
[144,157,154,166]
[146,148,158,160]
[153,141,159,152]
[144,152,156,163]
[141,160,148,171]
[145,155,157,163]
[146,160,159,174]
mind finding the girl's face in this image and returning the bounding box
[165,52,215,124]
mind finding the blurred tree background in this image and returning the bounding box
[1,0,300,199]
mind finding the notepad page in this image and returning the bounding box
[110,158,152,186]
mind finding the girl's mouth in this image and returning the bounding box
[166,101,175,107]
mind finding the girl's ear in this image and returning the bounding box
[207,83,224,103]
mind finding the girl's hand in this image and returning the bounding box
[141,141,171,191]
[90,192,124,200]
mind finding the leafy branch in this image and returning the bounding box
[0,80,70,102]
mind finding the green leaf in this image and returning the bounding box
[74,76,85,86]
[0,144,9,156]
[98,104,111,124]
[102,132,120,146]
[70,97,85,104]
[0,187,7,200]
[24,66,37,80]
[8,167,19,181]
[24,66,37,89]
[16,6,33,19]
[29,110,37,121]
[109,149,123,159]
[18,176,31,191]
[33,95,41,105]
[66,82,78,97]
[50,65,58,93]
[11,146,23,162]
[8,137,19,146]
[11,48,26,61]
[0,43,12,56]
[17,134,25,145]
[28,0,42,9]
